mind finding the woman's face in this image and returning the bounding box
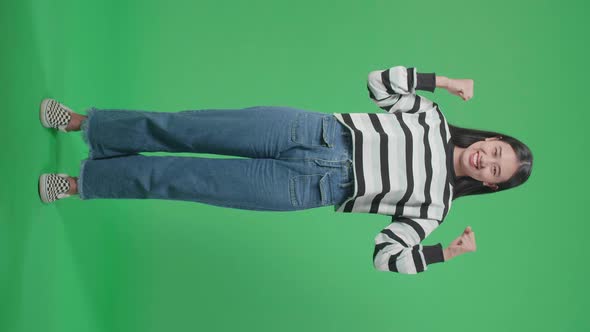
[460,137,520,189]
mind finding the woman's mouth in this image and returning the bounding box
[470,151,479,169]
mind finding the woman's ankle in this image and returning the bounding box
[66,114,87,132]
[67,177,78,195]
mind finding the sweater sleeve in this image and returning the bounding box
[367,65,437,114]
[373,216,445,274]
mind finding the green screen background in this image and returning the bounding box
[1,0,588,331]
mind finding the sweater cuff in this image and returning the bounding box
[423,243,445,265]
[416,72,436,92]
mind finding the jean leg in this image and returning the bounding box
[80,106,336,160]
[78,154,339,211]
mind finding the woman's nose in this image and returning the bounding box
[480,154,490,168]
[481,153,496,168]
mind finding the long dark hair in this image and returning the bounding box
[449,124,533,200]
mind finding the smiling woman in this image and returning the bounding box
[449,125,533,198]
[37,64,534,275]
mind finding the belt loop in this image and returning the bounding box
[322,116,336,148]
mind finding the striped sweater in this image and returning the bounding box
[332,65,458,274]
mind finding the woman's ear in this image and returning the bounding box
[483,182,499,191]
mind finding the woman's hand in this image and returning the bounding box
[446,78,474,101]
[443,226,477,261]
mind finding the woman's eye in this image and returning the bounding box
[494,148,498,156]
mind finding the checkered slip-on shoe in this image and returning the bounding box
[39,98,73,133]
[39,173,72,203]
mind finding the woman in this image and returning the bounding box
[38,65,533,274]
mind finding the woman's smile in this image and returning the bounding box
[470,151,480,169]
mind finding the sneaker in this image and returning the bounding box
[39,98,73,133]
[39,173,72,203]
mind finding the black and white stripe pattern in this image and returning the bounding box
[332,65,456,274]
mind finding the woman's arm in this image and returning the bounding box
[373,216,445,274]
[368,66,474,110]
[436,75,451,89]
[367,65,438,113]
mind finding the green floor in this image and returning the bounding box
[1,0,588,331]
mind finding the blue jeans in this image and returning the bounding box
[78,106,355,211]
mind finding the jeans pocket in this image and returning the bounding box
[291,113,336,148]
[289,172,332,207]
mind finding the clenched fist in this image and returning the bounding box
[446,78,474,101]
[443,226,477,261]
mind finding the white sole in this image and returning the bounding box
[38,173,49,203]
[39,98,52,129]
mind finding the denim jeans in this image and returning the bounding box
[78,106,355,211]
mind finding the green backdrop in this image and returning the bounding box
[1,0,587,331]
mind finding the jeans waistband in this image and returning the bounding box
[336,118,353,161]
[335,118,354,184]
